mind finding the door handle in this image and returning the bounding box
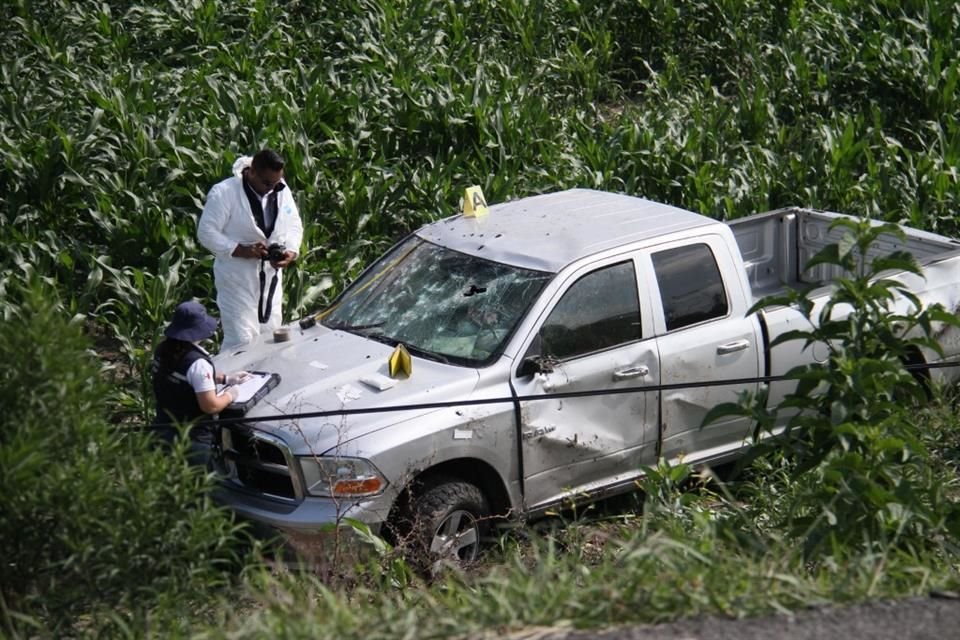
[717,339,750,355]
[613,366,649,381]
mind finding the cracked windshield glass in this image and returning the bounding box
[322,236,552,365]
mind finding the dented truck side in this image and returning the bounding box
[210,189,960,561]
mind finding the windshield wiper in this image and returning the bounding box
[327,321,400,345]
[403,343,450,365]
[327,321,385,335]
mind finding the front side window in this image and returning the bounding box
[530,260,641,361]
[321,236,552,366]
[652,243,729,331]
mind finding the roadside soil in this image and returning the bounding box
[495,593,960,640]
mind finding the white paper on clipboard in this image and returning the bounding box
[221,372,275,405]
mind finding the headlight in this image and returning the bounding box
[299,456,387,498]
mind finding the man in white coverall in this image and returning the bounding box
[197,149,304,351]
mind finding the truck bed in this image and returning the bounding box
[729,208,960,300]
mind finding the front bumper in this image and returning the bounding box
[213,484,389,535]
[215,485,394,567]
[211,423,394,554]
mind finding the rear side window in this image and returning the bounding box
[652,243,728,331]
[536,260,641,360]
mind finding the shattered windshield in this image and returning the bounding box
[321,235,553,366]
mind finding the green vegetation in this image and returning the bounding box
[0,282,252,636]
[721,218,960,559]
[3,0,960,637]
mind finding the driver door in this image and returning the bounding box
[511,258,659,511]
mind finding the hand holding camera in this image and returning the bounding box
[266,242,295,269]
[267,242,286,262]
[233,242,267,259]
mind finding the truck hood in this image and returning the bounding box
[211,324,481,453]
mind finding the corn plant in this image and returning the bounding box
[708,218,960,559]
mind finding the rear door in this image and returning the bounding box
[511,256,659,511]
[643,236,762,464]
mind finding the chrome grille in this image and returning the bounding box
[219,426,299,501]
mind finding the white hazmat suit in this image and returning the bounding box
[197,156,304,351]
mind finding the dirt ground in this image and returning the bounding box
[495,593,960,640]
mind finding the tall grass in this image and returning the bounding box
[0,281,252,637]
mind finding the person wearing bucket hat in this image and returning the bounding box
[150,301,252,449]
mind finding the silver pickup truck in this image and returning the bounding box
[210,189,960,562]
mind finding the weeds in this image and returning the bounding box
[709,217,960,560]
[0,281,253,637]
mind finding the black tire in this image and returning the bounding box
[408,478,490,573]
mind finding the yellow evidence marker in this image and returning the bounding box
[462,185,488,217]
[388,343,412,378]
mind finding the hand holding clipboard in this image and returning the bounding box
[219,371,281,416]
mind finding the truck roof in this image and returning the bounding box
[416,188,716,272]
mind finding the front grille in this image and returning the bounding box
[220,426,298,501]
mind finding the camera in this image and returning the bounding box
[266,243,286,262]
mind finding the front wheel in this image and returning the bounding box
[407,478,490,572]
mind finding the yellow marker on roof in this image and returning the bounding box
[388,343,412,378]
[462,185,488,217]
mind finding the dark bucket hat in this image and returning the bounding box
[164,301,219,342]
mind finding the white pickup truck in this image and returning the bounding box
[210,189,960,562]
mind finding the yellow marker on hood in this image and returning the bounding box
[462,185,488,217]
[388,343,412,378]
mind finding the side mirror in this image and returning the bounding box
[517,356,552,378]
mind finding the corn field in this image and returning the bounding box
[2,0,959,399]
[5,1,960,636]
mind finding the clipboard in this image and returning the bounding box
[220,371,281,417]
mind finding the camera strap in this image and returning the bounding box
[258,260,279,324]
